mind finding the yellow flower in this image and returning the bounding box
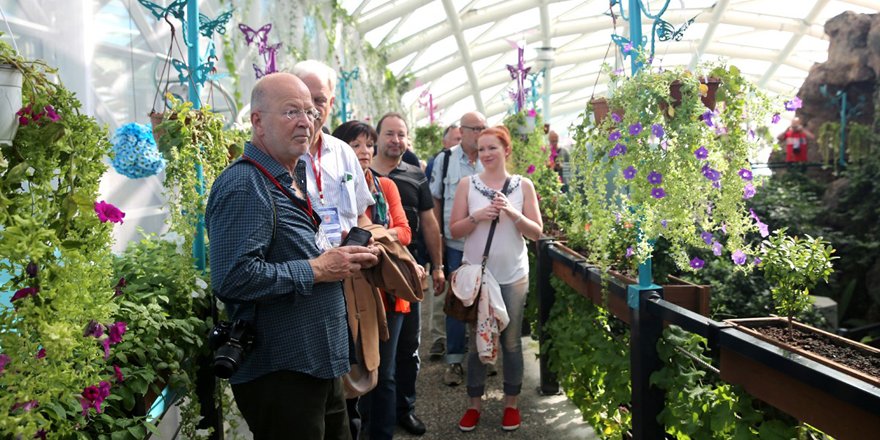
[699,83,709,97]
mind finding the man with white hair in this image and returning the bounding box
[292,60,374,247]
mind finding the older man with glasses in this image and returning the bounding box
[429,111,488,386]
[292,60,374,249]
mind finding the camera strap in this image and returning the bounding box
[241,156,321,231]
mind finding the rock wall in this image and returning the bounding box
[796,11,879,164]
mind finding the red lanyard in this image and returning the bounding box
[242,157,319,229]
[310,146,325,204]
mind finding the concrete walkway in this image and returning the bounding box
[396,331,597,440]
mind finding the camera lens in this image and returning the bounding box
[214,343,244,379]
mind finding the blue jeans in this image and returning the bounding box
[466,276,529,398]
[359,311,404,440]
[444,247,467,364]
[396,301,420,418]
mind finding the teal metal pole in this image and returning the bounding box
[628,0,653,289]
[629,0,643,74]
[187,0,206,273]
[839,92,847,169]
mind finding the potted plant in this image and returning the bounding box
[0,39,132,438]
[717,230,880,438]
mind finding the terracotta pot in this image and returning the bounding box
[720,317,880,440]
[590,98,625,124]
[663,77,722,111]
[549,242,711,324]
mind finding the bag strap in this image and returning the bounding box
[480,177,511,269]
[438,148,453,238]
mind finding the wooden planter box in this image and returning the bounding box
[549,242,710,324]
[719,317,880,440]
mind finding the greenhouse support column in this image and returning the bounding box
[628,0,643,74]
[629,288,664,439]
[536,237,559,395]
[187,0,206,273]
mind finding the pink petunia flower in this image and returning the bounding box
[11,287,39,302]
[94,200,125,224]
[114,365,125,383]
[35,348,46,359]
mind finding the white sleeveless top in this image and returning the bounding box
[462,175,529,285]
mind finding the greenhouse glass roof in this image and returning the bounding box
[1,0,878,134]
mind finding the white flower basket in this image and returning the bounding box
[0,64,22,146]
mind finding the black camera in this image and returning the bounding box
[208,320,255,379]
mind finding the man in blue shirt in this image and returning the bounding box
[207,72,378,440]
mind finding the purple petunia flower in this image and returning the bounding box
[732,250,747,265]
[743,183,756,199]
[749,209,770,238]
[701,110,714,127]
[629,122,642,136]
[647,171,662,185]
[0,353,10,374]
[26,262,38,278]
[694,146,708,160]
[661,219,668,228]
[35,348,45,359]
[784,96,802,111]
[527,164,536,175]
[701,231,713,245]
[623,166,637,180]
[608,143,627,158]
[689,257,705,270]
[651,123,664,139]
[84,320,105,338]
[738,169,753,181]
[609,131,622,141]
[702,164,721,182]
[753,257,762,265]
[713,241,723,256]
[623,42,633,54]
[626,247,634,258]
[771,113,781,124]
[651,187,666,199]
[611,113,622,123]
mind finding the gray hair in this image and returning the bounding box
[291,59,337,93]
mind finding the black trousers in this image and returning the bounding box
[231,370,351,440]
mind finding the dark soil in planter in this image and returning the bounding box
[756,322,880,378]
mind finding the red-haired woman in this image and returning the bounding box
[448,126,543,432]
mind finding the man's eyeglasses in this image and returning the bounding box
[462,125,487,133]
[282,108,321,122]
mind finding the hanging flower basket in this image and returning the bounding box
[0,64,23,145]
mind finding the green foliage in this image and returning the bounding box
[413,123,443,160]
[653,326,803,439]
[760,230,836,329]
[817,121,877,171]
[503,111,563,233]
[566,62,776,273]
[154,95,238,248]
[545,278,631,439]
[0,39,118,438]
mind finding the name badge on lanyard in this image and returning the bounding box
[315,206,342,251]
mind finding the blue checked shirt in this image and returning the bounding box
[206,143,349,384]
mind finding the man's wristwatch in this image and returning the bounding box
[433,265,445,272]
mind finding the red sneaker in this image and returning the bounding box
[502,407,521,431]
[458,408,480,432]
